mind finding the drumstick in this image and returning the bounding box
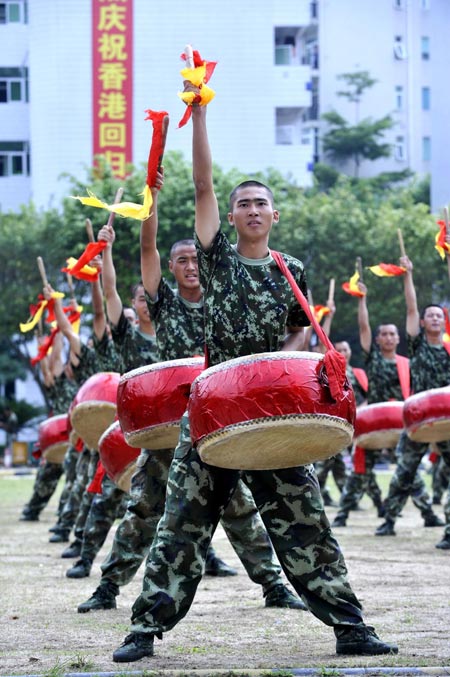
[397,229,406,257]
[85,218,95,243]
[307,288,314,306]
[443,207,450,280]
[356,256,363,282]
[67,273,75,300]
[106,186,124,228]
[328,278,335,303]
[184,44,194,68]
[37,256,48,287]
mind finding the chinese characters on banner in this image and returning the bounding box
[92,0,133,179]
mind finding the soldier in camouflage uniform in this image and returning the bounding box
[332,282,440,529]
[431,450,450,505]
[64,255,160,578]
[112,96,397,662]
[20,333,78,522]
[376,256,450,546]
[78,180,305,612]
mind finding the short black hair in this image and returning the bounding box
[131,281,144,298]
[229,180,274,210]
[374,323,399,337]
[420,303,444,319]
[170,239,195,259]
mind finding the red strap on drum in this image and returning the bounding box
[353,367,368,393]
[395,354,410,400]
[270,250,347,401]
[87,460,106,494]
[353,445,366,474]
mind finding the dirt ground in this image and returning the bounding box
[1,469,450,677]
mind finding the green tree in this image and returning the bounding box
[321,71,395,178]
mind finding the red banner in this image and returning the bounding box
[92,0,133,178]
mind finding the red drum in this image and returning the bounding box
[98,421,139,493]
[354,401,404,449]
[70,372,120,450]
[189,351,356,470]
[403,386,450,443]
[117,357,205,449]
[38,414,70,464]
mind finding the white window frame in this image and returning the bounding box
[394,36,407,60]
[0,1,27,24]
[422,136,431,162]
[0,142,29,176]
[422,86,431,110]
[421,36,430,60]
[395,85,404,111]
[394,136,406,162]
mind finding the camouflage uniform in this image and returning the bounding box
[20,372,78,521]
[90,276,300,596]
[432,453,450,504]
[128,231,365,636]
[334,342,431,523]
[382,332,450,533]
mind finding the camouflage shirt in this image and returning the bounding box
[45,372,78,415]
[111,309,159,372]
[145,279,205,361]
[72,343,100,386]
[363,342,403,404]
[92,330,122,372]
[196,230,309,366]
[408,330,450,393]
[347,366,367,407]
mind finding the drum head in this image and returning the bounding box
[355,429,402,450]
[42,442,69,464]
[197,414,353,470]
[114,461,137,494]
[408,419,450,444]
[125,423,180,450]
[71,402,117,450]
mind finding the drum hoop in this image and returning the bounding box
[357,401,403,412]
[40,413,68,426]
[119,357,204,383]
[196,412,353,445]
[193,351,323,383]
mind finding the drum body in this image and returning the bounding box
[354,401,404,449]
[117,357,204,449]
[70,372,120,450]
[403,386,450,443]
[98,421,139,493]
[189,351,356,470]
[39,414,70,463]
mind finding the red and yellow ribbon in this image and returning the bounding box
[20,292,65,333]
[61,241,107,282]
[342,271,365,297]
[178,49,217,128]
[435,220,450,259]
[367,263,406,277]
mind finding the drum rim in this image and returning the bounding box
[192,350,324,383]
[119,356,205,383]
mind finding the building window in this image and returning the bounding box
[275,107,304,145]
[394,36,407,60]
[0,1,28,24]
[421,36,430,60]
[393,0,404,8]
[0,141,29,176]
[422,86,430,110]
[422,136,431,162]
[394,136,406,161]
[420,0,430,9]
[0,67,28,102]
[395,85,404,111]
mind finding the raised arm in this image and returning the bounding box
[43,284,81,358]
[48,330,64,379]
[357,282,372,353]
[140,176,163,300]
[97,224,122,327]
[400,254,420,336]
[90,258,107,341]
[191,103,220,249]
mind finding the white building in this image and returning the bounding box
[0,0,448,214]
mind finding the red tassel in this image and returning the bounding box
[87,460,106,494]
[353,445,366,474]
[144,110,169,187]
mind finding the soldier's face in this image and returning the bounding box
[169,245,200,291]
[132,286,150,323]
[227,186,279,241]
[421,306,445,334]
[375,325,399,351]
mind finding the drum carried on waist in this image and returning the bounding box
[38,414,70,464]
[117,357,205,449]
[70,372,120,450]
[98,420,140,493]
[189,351,356,470]
[403,386,450,443]
[354,401,404,450]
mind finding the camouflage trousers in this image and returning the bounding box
[384,432,450,529]
[21,461,64,519]
[56,445,80,518]
[100,443,286,595]
[73,450,100,541]
[129,412,363,635]
[431,454,450,504]
[79,474,128,562]
[315,452,347,493]
[58,447,92,532]
[335,450,384,519]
